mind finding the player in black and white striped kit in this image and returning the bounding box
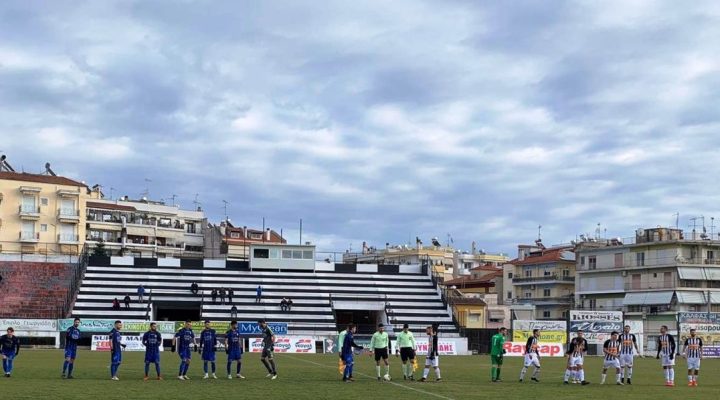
[619,325,641,385]
[656,325,676,387]
[519,329,541,383]
[601,331,622,385]
[682,329,703,387]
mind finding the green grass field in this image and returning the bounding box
[0,351,716,399]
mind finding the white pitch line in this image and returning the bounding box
[286,356,456,400]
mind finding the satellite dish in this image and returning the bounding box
[636,228,645,236]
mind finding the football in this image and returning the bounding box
[383,374,392,381]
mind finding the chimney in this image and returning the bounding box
[471,241,477,255]
[243,226,247,238]
[266,228,271,241]
[452,250,461,279]
[362,241,368,254]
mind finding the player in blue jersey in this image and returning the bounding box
[1,327,20,377]
[62,317,81,379]
[341,323,364,383]
[198,320,218,379]
[173,320,196,380]
[142,322,163,381]
[225,320,245,379]
[109,320,125,380]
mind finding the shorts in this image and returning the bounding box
[603,359,620,369]
[111,351,122,365]
[400,347,415,362]
[261,348,274,359]
[568,356,583,368]
[227,350,242,361]
[145,352,160,364]
[202,351,216,362]
[374,348,389,361]
[524,353,540,368]
[491,355,503,366]
[179,349,192,361]
[619,354,634,367]
[425,355,439,368]
[64,347,77,360]
[687,358,700,370]
[661,354,675,367]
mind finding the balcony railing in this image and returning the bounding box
[513,274,575,283]
[58,234,79,243]
[19,205,40,214]
[19,231,39,241]
[514,296,574,304]
[58,208,80,217]
[624,280,676,291]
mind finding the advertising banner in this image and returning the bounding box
[569,310,623,344]
[512,320,567,343]
[91,334,164,352]
[703,346,720,357]
[175,321,288,335]
[0,319,57,332]
[62,319,175,334]
[503,341,564,357]
[678,312,720,349]
[249,336,315,353]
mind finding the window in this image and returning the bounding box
[636,252,645,267]
[253,248,269,259]
[186,223,196,234]
[561,310,568,319]
[562,269,570,277]
[542,311,551,318]
[463,262,472,270]
[708,251,715,260]
[302,250,313,260]
[40,224,48,232]
[580,256,585,266]
[507,291,512,299]
[468,313,482,322]
[589,299,597,309]
[282,250,292,259]
[230,232,240,239]
[544,270,552,276]
[543,288,551,297]
[292,250,302,259]
[524,269,532,277]
[508,272,513,279]
[40,197,49,206]
[614,253,623,268]
[588,256,597,270]
[269,248,280,259]
[250,233,263,240]
[524,292,532,298]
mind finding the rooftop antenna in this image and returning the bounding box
[141,178,152,198]
[222,200,229,222]
[192,193,201,211]
[711,217,716,239]
[168,194,178,207]
[109,187,115,200]
[673,212,680,229]
[537,225,542,241]
[595,223,602,240]
[689,216,700,240]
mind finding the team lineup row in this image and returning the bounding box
[489,324,704,387]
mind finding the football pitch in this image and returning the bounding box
[0,351,716,400]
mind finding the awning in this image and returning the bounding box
[675,291,706,304]
[623,291,674,306]
[87,222,122,232]
[126,225,156,237]
[710,292,720,304]
[705,267,720,280]
[678,267,706,280]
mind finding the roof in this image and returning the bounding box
[86,201,137,212]
[510,247,575,266]
[471,264,502,272]
[0,171,86,187]
[444,270,501,286]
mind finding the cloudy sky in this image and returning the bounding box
[2,1,720,255]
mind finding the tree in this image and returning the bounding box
[92,239,108,257]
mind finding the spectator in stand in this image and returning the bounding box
[112,298,120,310]
[211,289,218,304]
[280,298,288,312]
[287,298,294,311]
[219,287,226,305]
[123,294,131,309]
[230,305,238,319]
[256,285,263,303]
[137,285,145,303]
[227,288,234,305]
[191,282,199,295]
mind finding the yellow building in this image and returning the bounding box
[0,163,93,255]
[450,298,487,329]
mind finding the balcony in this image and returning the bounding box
[513,274,575,284]
[58,208,80,223]
[57,189,80,197]
[513,295,574,305]
[18,205,41,220]
[19,231,39,243]
[58,234,79,244]
[18,186,41,193]
[624,280,676,291]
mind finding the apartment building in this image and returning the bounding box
[203,222,287,259]
[575,227,720,337]
[85,197,206,258]
[0,157,93,255]
[504,243,576,320]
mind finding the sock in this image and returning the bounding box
[579,369,584,382]
[664,369,669,380]
[236,362,242,375]
[423,367,430,379]
[628,367,633,379]
[563,369,570,382]
[269,359,277,374]
[616,373,621,383]
[145,363,150,376]
[212,362,216,373]
[688,374,692,382]
[179,362,184,376]
[63,361,69,374]
[155,363,161,376]
[519,367,527,380]
[110,364,117,377]
[496,367,501,380]
[669,369,674,382]
[261,359,271,373]
[601,373,606,384]
[435,368,441,379]
[204,362,208,374]
[68,363,74,376]
[493,367,498,381]
[385,365,390,376]
[532,368,539,378]
[376,366,381,377]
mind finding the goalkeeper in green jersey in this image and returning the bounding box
[490,327,508,382]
